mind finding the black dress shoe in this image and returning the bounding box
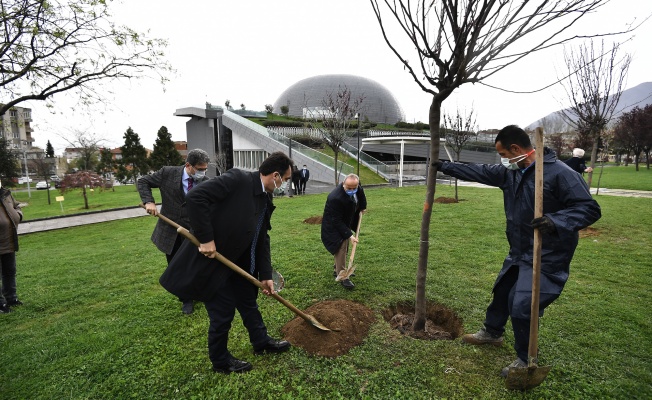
[181,301,194,315]
[213,357,253,374]
[254,338,291,355]
[7,299,23,307]
[340,279,355,290]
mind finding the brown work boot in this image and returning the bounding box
[461,327,504,346]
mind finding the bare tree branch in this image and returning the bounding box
[0,0,172,116]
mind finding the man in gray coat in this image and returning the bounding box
[138,148,211,314]
[433,125,601,377]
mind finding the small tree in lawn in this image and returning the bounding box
[443,107,477,201]
[29,151,56,204]
[116,127,149,186]
[558,40,631,187]
[59,171,105,210]
[225,100,232,110]
[304,86,364,184]
[60,129,104,171]
[280,104,289,116]
[265,104,274,113]
[370,0,634,331]
[149,126,184,171]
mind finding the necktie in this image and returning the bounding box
[187,177,194,191]
[250,200,268,274]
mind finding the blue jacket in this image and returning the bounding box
[440,148,601,318]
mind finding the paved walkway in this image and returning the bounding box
[16,181,651,235]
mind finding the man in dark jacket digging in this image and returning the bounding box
[160,152,294,374]
[138,149,210,315]
[433,125,601,377]
[321,174,367,290]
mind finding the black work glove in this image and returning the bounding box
[432,160,443,169]
[531,216,556,235]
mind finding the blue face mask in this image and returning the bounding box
[345,188,358,196]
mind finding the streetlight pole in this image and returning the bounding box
[356,113,361,177]
[22,143,31,198]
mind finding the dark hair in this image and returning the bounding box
[495,125,532,149]
[186,149,210,166]
[259,152,294,176]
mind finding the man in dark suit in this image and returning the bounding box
[321,174,367,290]
[138,148,211,315]
[299,164,310,194]
[160,152,294,374]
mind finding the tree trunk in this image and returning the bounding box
[82,187,89,209]
[586,137,599,188]
[413,96,442,331]
[333,150,340,185]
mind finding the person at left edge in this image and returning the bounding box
[160,151,294,374]
[0,180,23,314]
[138,148,211,315]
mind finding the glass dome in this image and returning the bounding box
[273,74,405,124]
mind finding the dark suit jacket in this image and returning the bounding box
[321,184,367,254]
[564,157,587,174]
[137,166,208,254]
[160,169,275,301]
[300,168,310,182]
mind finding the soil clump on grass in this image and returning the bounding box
[303,215,323,224]
[281,299,375,357]
[579,226,601,238]
[382,301,464,340]
[435,197,459,204]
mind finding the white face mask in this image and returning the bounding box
[273,174,280,190]
[500,154,526,170]
[191,170,206,180]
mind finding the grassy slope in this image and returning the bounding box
[1,184,650,399]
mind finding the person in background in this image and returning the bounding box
[564,148,593,175]
[138,149,211,315]
[299,164,310,194]
[0,180,24,314]
[290,165,301,197]
[160,152,294,374]
[321,174,367,290]
[433,125,601,377]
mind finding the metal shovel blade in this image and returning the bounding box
[505,364,552,390]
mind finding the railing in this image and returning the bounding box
[237,121,354,176]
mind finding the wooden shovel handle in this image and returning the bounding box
[529,128,544,366]
[140,204,316,324]
[347,212,363,270]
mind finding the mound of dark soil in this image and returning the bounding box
[303,215,323,224]
[281,300,375,357]
[381,301,463,340]
[579,226,601,238]
[435,197,459,204]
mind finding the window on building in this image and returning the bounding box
[10,110,18,117]
[232,150,268,170]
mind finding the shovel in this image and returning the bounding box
[505,127,552,390]
[336,212,363,282]
[141,205,335,332]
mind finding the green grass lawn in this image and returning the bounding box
[1,184,650,399]
[11,185,158,221]
[590,163,652,191]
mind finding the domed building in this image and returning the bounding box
[273,74,405,125]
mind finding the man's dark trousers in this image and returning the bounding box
[483,266,558,362]
[204,269,269,366]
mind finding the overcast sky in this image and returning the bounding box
[25,0,652,154]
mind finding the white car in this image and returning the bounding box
[35,181,50,190]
